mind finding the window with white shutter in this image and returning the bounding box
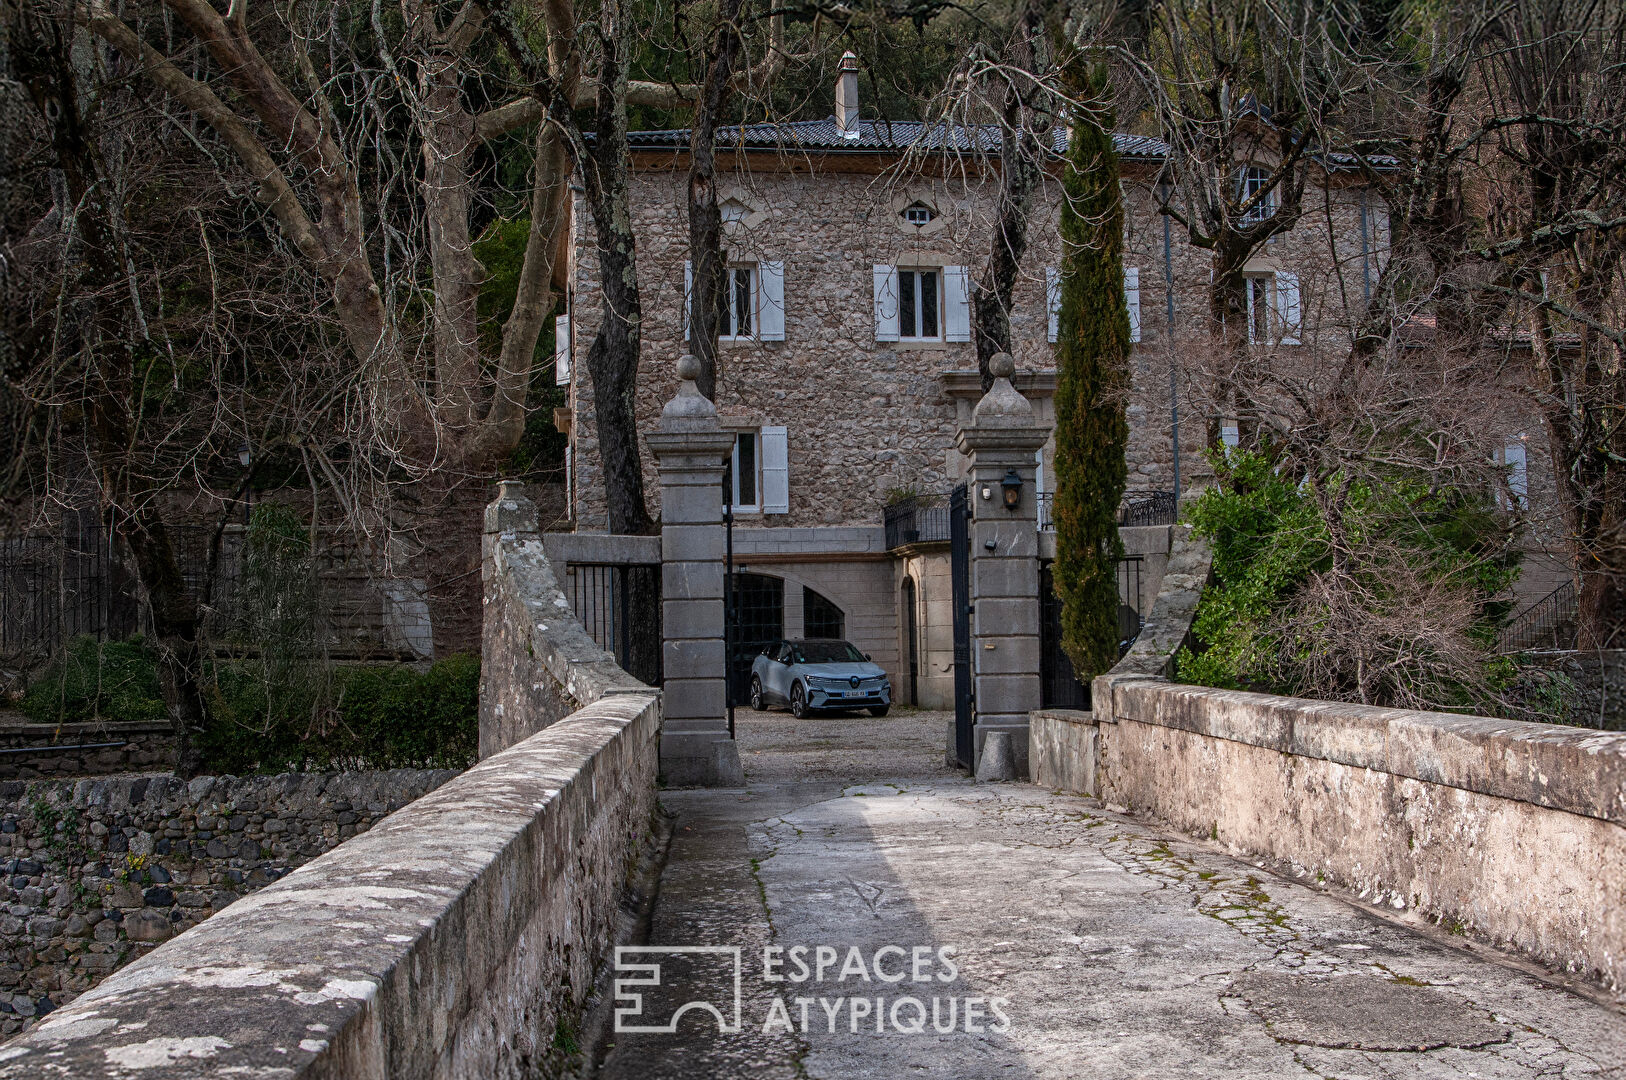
[873,265,901,342]
[1046,266,1060,343]
[1124,267,1141,343]
[1275,270,1301,345]
[1504,438,1529,509]
[758,260,785,341]
[554,314,571,386]
[760,426,789,514]
[943,266,972,342]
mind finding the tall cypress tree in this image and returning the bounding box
[1053,66,1132,683]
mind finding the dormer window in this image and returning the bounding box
[1237,167,1276,226]
[902,202,936,227]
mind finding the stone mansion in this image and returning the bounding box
[557,59,1424,708]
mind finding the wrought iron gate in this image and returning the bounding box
[950,484,974,769]
[1037,555,1146,709]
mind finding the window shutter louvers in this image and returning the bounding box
[873,265,900,341]
[760,426,789,514]
[682,260,693,341]
[554,314,571,386]
[1046,266,1060,343]
[758,261,785,341]
[943,266,972,343]
[1275,270,1302,345]
[1124,267,1141,343]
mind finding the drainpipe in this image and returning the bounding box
[1162,199,1180,500]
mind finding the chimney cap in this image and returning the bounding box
[839,50,860,71]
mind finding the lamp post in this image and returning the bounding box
[1155,176,1181,501]
[236,441,253,526]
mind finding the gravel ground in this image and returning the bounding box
[734,705,959,785]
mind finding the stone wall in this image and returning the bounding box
[1082,676,1626,993]
[0,768,455,1037]
[0,722,176,781]
[0,487,664,1077]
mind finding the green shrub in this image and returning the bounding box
[22,636,169,725]
[1178,449,1522,714]
[197,654,479,773]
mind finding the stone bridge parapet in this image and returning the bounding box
[0,484,662,1077]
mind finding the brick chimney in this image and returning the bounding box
[836,51,861,138]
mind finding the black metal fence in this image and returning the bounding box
[562,562,663,686]
[1,521,429,673]
[1036,490,1179,532]
[1499,580,1578,653]
[1038,556,1146,710]
[884,495,954,549]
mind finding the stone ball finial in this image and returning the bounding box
[989,352,1016,380]
[677,353,702,382]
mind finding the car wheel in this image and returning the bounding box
[790,683,809,718]
[868,705,890,717]
[750,677,765,712]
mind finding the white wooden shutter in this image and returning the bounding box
[1275,270,1302,345]
[554,314,571,385]
[760,426,789,514]
[873,265,900,342]
[758,260,785,341]
[1045,266,1060,343]
[1124,267,1141,343]
[1505,439,1528,508]
[682,260,693,341]
[943,265,972,342]
[1221,424,1240,455]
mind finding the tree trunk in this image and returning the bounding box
[970,0,1045,393]
[581,0,656,536]
[685,0,747,402]
[16,19,206,774]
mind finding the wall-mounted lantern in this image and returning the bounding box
[1001,469,1023,512]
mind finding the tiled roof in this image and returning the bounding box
[625,118,1170,160]
[624,118,1392,171]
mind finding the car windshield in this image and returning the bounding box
[793,641,865,664]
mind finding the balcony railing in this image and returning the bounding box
[1035,490,1179,532]
[884,494,953,549]
[1498,580,1578,653]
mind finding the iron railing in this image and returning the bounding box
[1038,555,1147,710]
[1035,490,1179,533]
[884,494,954,549]
[1498,581,1578,653]
[562,562,663,686]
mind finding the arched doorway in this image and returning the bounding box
[901,577,919,706]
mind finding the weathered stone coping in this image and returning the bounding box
[1097,673,1626,826]
[0,688,661,1079]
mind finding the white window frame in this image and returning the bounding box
[1244,275,1273,344]
[726,430,761,513]
[720,264,758,341]
[897,266,944,341]
[1238,167,1277,226]
[903,203,935,226]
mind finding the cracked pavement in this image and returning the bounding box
[596,707,1626,1079]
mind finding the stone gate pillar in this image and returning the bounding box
[955,353,1051,778]
[645,355,745,787]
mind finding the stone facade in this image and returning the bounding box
[0,768,455,1038]
[566,147,1392,531]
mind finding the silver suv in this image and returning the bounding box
[749,639,892,718]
